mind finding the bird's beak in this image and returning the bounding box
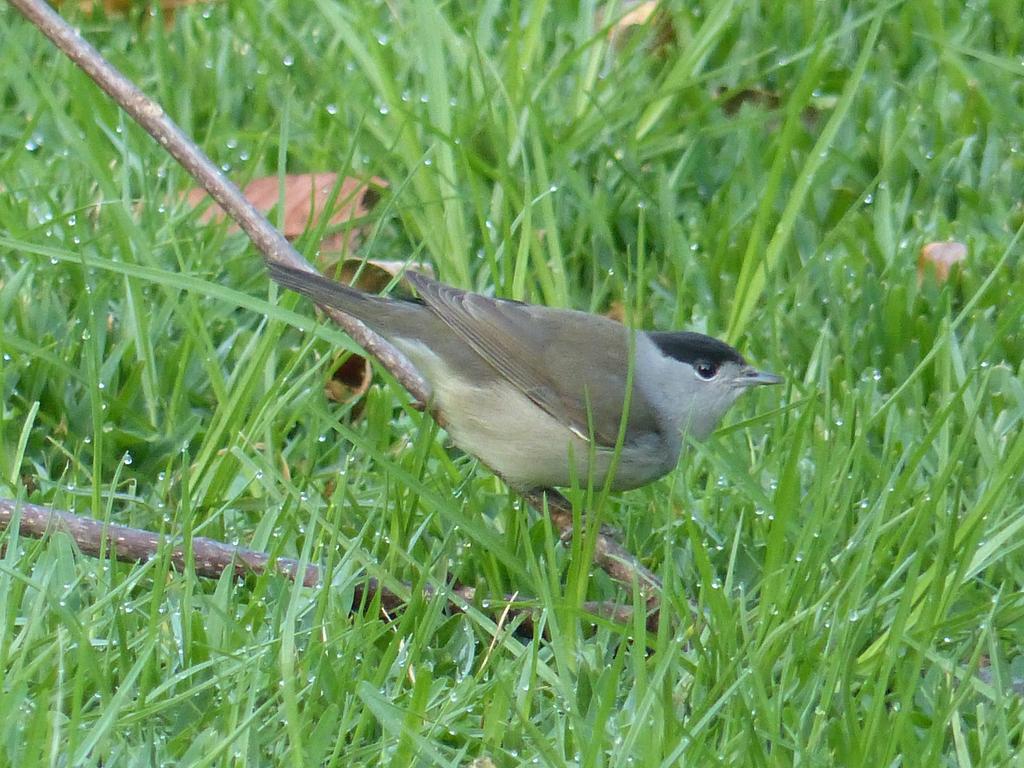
[740,366,783,387]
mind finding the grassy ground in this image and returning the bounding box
[2,0,1024,765]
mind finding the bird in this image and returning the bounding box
[268,262,781,492]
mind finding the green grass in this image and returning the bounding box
[2,0,1024,765]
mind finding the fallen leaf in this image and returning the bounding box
[324,351,374,406]
[716,86,781,115]
[714,86,824,130]
[605,300,626,323]
[68,0,209,17]
[918,241,967,285]
[187,173,386,254]
[325,258,435,292]
[612,1,657,28]
[600,1,675,54]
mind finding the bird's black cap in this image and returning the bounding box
[648,331,746,367]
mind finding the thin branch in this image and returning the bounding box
[0,497,321,587]
[0,497,655,632]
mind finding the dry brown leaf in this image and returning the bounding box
[21,474,39,496]
[918,241,967,285]
[714,86,824,129]
[187,173,386,253]
[604,300,648,326]
[605,300,626,323]
[324,351,374,406]
[601,1,675,54]
[614,1,657,28]
[716,86,782,115]
[325,258,435,293]
[68,0,209,16]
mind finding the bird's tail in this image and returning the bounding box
[267,260,428,332]
[267,261,382,309]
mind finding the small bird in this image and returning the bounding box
[269,262,781,491]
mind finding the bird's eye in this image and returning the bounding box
[695,361,719,380]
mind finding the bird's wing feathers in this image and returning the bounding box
[405,272,661,447]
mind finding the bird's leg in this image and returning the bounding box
[523,488,663,594]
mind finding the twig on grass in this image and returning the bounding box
[0,497,322,586]
[0,497,657,632]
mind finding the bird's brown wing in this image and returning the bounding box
[405,272,661,447]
